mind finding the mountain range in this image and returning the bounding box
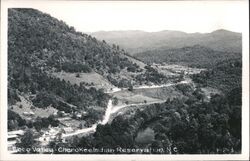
[90,29,242,55]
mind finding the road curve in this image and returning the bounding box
[62,80,191,138]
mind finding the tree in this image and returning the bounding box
[33,117,43,131]
[8,120,18,130]
[178,71,185,82]
[128,84,133,91]
[48,115,59,127]
[16,130,36,153]
[127,66,136,72]
[113,97,118,105]
[72,112,77,119]
[151,140,163,154]
[135,128,155,144]
[193,88,205,102]
[78,123,83,129]
[76,73,80,78]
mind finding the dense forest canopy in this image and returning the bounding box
[135,45,241,68]
[8,8,171,132]
[50,91,241,154]
[8,8,168,89]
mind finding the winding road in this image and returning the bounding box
[62,79,191,138]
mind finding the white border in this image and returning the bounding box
[1,0,249,161]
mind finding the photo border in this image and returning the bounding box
[1,0,249,160]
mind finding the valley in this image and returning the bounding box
[61,69,195,138]
[7,8,242,155]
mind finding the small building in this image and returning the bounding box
[23,111,34,116]
[7,130,24,153]
[76,114,82,119]
[53,112,57,116]
[8,130,24,136]
[37,127,61,144]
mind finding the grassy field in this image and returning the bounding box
[112,90,162,105]
[133,86,185,101]
[52,71,115,91]
[59,118,83,129]
[10,95,58,119]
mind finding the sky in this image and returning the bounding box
[4,1,249,33]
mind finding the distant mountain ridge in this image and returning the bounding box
[90,29,242,54]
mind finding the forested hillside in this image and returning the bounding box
[135,45,241,68]
[8,9,169,89]
[8,8,113,128]
[192,58,242,93]
[53,58,242,154]
[50,92,241,154]
[8,8,169,130]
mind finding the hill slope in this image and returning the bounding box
[7,8,169,129]
[90,30,242,54]
[192,58,242,94]
[8,9,169,89]
[134,45,241,68]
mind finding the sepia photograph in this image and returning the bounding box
[0,0,249,160]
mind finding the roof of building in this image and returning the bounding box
[8,130,24,135]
